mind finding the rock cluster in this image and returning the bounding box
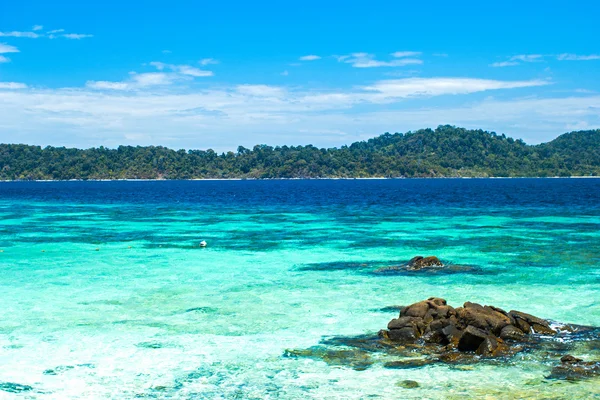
[406,256,443,270]
[380,297,558,357]
[549,355,600,380]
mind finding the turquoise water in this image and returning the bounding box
[1,180,599,399]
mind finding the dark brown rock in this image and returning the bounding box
[441,324,461,346]
[509,311,551,328]
[514,318,531,334]
[402,301,430,318]
[407,256,443,270]
[384,359,434,369]
[561,355,583,364]
[499,325,525,341]
[427,297,447,306]
[387,316,421,330]
[388,326,420,341]
[458,326,487,352]
[397,380,420,389]
[531,323,557,335]
[464,301,484,311]
[549,357,600,380]
[458,307,511,335]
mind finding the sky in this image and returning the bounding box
[0,0,599,151]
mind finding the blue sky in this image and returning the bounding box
[0,0,599,151]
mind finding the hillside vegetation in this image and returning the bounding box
[1,126,599,180]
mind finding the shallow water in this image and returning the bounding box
[0,179,599,399]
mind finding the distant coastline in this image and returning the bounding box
[1,126,599,180]
[2,176,600,183]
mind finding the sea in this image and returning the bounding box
[0,179,599,399]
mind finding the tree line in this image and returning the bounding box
[1,126,599,180]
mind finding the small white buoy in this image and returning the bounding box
[199,240,207,248]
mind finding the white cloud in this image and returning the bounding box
[131,72,174,86]
[149,61,167,70]
[362,78,550,99]
[299,55,321,61]
[85,81,130,90]
[0,82,27,89]
[150,61,213,77]
[0,31,40,38]
[236,84,286,97]
[62,33,93,39]
[491,54,544,67]
[557,53,600,61]
[48,29,65,34]
[0,55,10,63]
[32,25,43,31]
[338,52,422,68]
[87,62,214,91]
[490,61,520,68]
[390,51,421,58]
[86,72,175,91]
[0,43,19,54]
[176,65,213,77]
[0,76,568,150]
[199,58,218,65]
[281,70,289,76]
[510,54,543,62]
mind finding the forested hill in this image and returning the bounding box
[1,126,599,180]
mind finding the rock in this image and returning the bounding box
[499,325,525,341]
[378,329,390,340]
[464,301,484,311]
[457,306,511,335]
[402,301,430,318]
[407,256,443,270]
[422,329,448,345]
[548,356,600,380]
[561,354,583,364]
[458,325,488,352]
[427,297,447,306]
[509,311,551,329]
[388,326,420,341]
[513,318,531,334]
[531,323,557,335]
[476,335,510,357]
[442,324,461,345]
[387,316,421,330]
[0,382,33,393]
[396,380,420,388]
[384,359,434,369]
[437,351,478,364]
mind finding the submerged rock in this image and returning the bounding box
[407,256,443,270]
[0,382,33,393]
[548,354,600,380]
[396,379,420,389]
[373,256,480,275]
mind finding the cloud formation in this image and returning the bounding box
[199,58,219,65]
[0,27,92,40]
[0,43,19,54]
[150,61,213,77]
[557,53,600,61]
[299,55,321,61]
[0,82,27,89]
[338,52,423,68]
[0,75,571,150]
[490,54,543,67]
